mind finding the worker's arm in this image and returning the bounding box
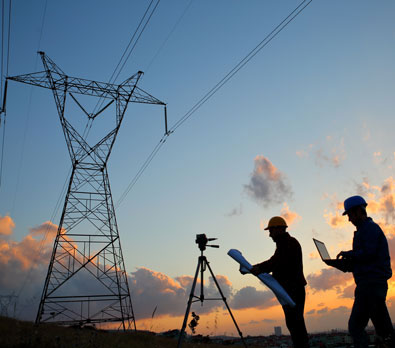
[250,252,278,276]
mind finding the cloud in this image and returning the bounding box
[0,219,58,320]
[323,177,395,228]
[324,210,346,229]
[130,268,234,320]
[0,215,15,236]
[355,177,395,224]
[308,251,319,260]
[226,204,243,217]
[2,219,279,324]
[305,305,351,332]
[316,137,346,168]
[261,318,276,323]
[307,268,352,292]
[280,203,301,227]
[322,193,347,229]
[316,307,328,315]
[230,286,276,310]
[297,136,346,168]
[129,267,187,319]
[244,155,292,206]
[338,284,355,299]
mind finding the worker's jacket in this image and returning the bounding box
[255,232,307,293]
[349,217,392,285]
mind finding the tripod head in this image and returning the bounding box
[195,234,219,251]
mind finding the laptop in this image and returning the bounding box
[313,238,351,271]
[313,238,333,261]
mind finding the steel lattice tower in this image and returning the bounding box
[8,52,167,329]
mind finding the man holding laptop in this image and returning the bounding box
[317,195,394,348]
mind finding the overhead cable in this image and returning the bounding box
[116,0,313,203]
[116,134,167,207]
[145,0,194,72]
[12,0,51,311]
[169,0,313,133]
[93,0,161,115]
[0,0,11,190]
[1,0,4,105]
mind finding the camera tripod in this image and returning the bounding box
[177,235,247,348]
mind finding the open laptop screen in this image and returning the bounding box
[313,238,331,261]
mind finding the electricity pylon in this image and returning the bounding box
[8,52,167,329]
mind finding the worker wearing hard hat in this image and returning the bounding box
[336,195,394,348]
[250,216,309,348]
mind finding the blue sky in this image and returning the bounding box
[1,0,395,335]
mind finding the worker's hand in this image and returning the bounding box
[239,266,249,275]
[250,264,261,276]
[336,251,352,260]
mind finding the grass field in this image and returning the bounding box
[0,316,249,348]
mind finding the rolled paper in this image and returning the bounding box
[228,249,295,307]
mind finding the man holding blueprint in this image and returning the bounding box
[250,216,308,348]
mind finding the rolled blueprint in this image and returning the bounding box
[228,249,295,307]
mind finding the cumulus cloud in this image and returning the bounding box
[130,268,235,320]
[338,284,355,299]
[244,156,292,206]
[129,267,187,319]
[355,177,395,224]
[323,176,395,228]
[324,210,346,229]
[2,219,282,324]
[230,286,276,310]
[0,215,15,236]
[0,219,58,320]
[322,193,347,229]
[307,268,352,292]
[280,203,301,227]
[309,251,319,260]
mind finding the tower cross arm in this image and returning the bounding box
[128,86,165,105]
[8,72,165,106]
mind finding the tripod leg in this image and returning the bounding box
[177,258,201,348]
[205,260,248,348]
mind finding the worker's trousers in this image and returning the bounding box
[282,286,309,348]
[349,280,394,348]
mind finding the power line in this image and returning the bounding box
[170,0,313,133]
[93,0,161,116]
[115,0,313,203]
[11,0,51,312]
[113,0,161,83]
[116,134,167,207]
[145,0,194,73]
[0,0,11,190]
[1,0,4,103]
[5,0,11,76]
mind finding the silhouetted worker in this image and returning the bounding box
[337,195,394,348]
[250,216,309,348]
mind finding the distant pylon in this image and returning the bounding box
[8,52,167,329]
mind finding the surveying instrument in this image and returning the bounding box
[177,234,247,348]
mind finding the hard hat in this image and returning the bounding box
[342,195,367,216]
[264,216,288,230]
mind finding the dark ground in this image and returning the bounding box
[0,316,252,348]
